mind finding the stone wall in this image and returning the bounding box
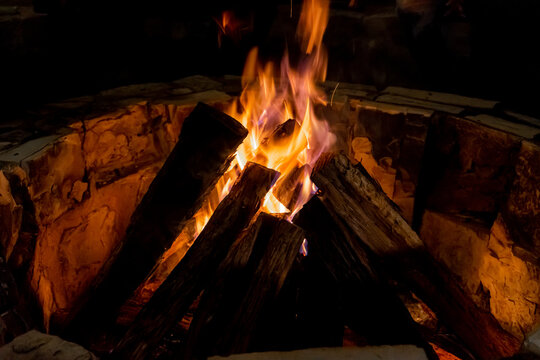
[0,75,539,355]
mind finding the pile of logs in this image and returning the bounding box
[40,103,517,359]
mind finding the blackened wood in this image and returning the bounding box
[413,115,521,228]
[263,119,300,149]
[184,213,304,359]
[113,162,279,360]
[183,215,268,360]
[311,153,521,359]
[273,164,309,211]
[64,103,248,336]
[293,196,431,351]
[250,251,344,352]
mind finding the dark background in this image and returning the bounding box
[1,0,539,117]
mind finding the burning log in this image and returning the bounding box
[64,102,248,336]
[183,213,305,359]
[310,153,521,359]
[293,196,432,353]
[113,162,279,360]
[273,164,310,211]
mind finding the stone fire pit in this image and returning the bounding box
[1,75,539,359]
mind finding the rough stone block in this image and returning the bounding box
[0,171,22,261]
[348,99,431,222]
[0,330,97,360]
[504,110,540,129]
[466,114,540,140]
[30,165,159,329]
[382,87,498,109]
[502,141,540,259]
[376,94,464,115]
[423,116,521,221]
[171,75,223,92]
[208,345,428,360]
[420,210,540,340]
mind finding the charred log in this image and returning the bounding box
[113,162,279,360]
[183,213,304,359]
[64,103,248,337]
[310,152,521,359]
[294,196,431,352]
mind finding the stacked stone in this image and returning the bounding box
[0,75,539,357]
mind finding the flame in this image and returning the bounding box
[133,0,334,303]
[207,0,334,223]
[224,0,334,219]
[208,0,335,223]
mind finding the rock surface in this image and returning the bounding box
[0,330,98,360]
[420,210,540,341]
[0,75,540,356]
[208,345,428,360]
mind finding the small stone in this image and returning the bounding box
[69,181,88,202]
[351,136,372,154]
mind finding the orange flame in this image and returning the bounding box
[134,0,334,304]
[204,0,334,227]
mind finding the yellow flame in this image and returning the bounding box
[137,0,335,300]
[205,0,334,223]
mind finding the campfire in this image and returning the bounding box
[1,0,540,360]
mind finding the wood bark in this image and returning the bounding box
[64,102,248,336]
[310,152,521,359]
[113,162,279,360]
[293,196,433,353]
[273,164,309,211]
[184,213,305,359]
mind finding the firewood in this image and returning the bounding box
[247,253,345,352]
[64,103,248,337]
[310,153,521,359]
[293,196,432,353]
[184,213,305,359]
[273,164,309,211]
[113,162,279,360]
[312,153,424,256]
